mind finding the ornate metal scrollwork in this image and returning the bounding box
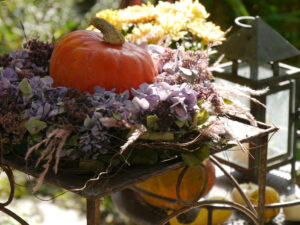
[131,164,209,207]
[0,164,29,225]
[131,156,261,225]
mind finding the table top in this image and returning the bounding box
[3,116,277,199]
[3,154,185,199]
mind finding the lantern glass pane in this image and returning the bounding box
[237,63,288,80]
[214,78,250,108]
[257,64,275,80]
[215,144,249,169]
[237,63,251,79]
[266,89,290,159]
[214,119,267,169]
[219,62,290,80]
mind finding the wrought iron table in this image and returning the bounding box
[1,116,290,225]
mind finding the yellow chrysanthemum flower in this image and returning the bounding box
[126,23,165,44]
[96,9,123,30]
[156,1,180,15]
[94,3,158,31]
[157,13,189,41]
[188,20,224,44]
[156,0,208,20]
[90,0,224,46]
[118,3,158,25]
[182,0,209,19]
[190,0,210,19]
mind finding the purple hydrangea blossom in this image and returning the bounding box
[92,86,131,121]
[22,76,67,120]
[0,68,20,96]
[2,68,19,82]
[131,82,199,121]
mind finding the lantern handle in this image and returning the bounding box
[235,16,256,28]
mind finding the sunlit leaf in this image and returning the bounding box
[179,66,198,83]
[140,132,174,141]
[19,78,33,98]
[25,117,47,135]
[131,149,158,165]
[65,134,78,147]
[223,98,233,105]
[112,112,122,121]
[197,100,204,106]
[181,144,210,166]
[197,108,209,125]
[175,119,188,128]
[79,160,104,173]
[146,115,160,131]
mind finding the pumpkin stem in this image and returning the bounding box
[90,17,125,45]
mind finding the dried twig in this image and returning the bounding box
[25,126,72,192]
[120,124,147,154]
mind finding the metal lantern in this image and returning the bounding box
[213,16,300,181]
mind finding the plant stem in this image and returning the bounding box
[90,17,125,45]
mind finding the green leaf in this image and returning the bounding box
[79,160,104,173]
[130,149,158,165]
[197,108,209,125]
[181,144,210,167]
[140,132,174,141]
[146,115,160,131]
[226,0,249,16]
[65,134,78,147]
[111,157,122,167]
[195,144,210,161]
[197,100,204,107]
[226,140,238,148]
[181,152,202,167]
[0,0,6,6]
[223,98,233,105]
[58,106,65,114]
[25,117,47,135]
[189,111,199,130]
[296,169,300,188]
[126,127,136,138]
[31,133,43,143]
[179,66,199,84]
[175,119,188,128]
[19,78,33,98]
[113,112,122,121]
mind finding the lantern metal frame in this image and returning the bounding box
[212,16,300,181]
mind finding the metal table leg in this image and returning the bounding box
[257,138,267,225]
[86,198,100,225]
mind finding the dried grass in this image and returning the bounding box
[25,126,72,192]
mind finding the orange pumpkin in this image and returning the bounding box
[50,18,157,94]
[135,160,216,209]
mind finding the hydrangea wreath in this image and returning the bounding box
[0,1,266,192]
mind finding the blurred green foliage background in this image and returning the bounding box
[0,0,299,66]
[205,0,300,66]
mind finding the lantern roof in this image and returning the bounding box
[218,16,300,65]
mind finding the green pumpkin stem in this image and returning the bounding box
[90,17,125,45]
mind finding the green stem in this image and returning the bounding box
[90,17,125,45]
[139,132,175,141]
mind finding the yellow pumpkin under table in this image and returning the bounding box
[134,159,216,210]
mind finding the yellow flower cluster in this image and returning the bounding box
[90,0,224,45]
[94,3,158,31]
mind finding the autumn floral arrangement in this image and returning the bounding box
[0,0,262,191]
